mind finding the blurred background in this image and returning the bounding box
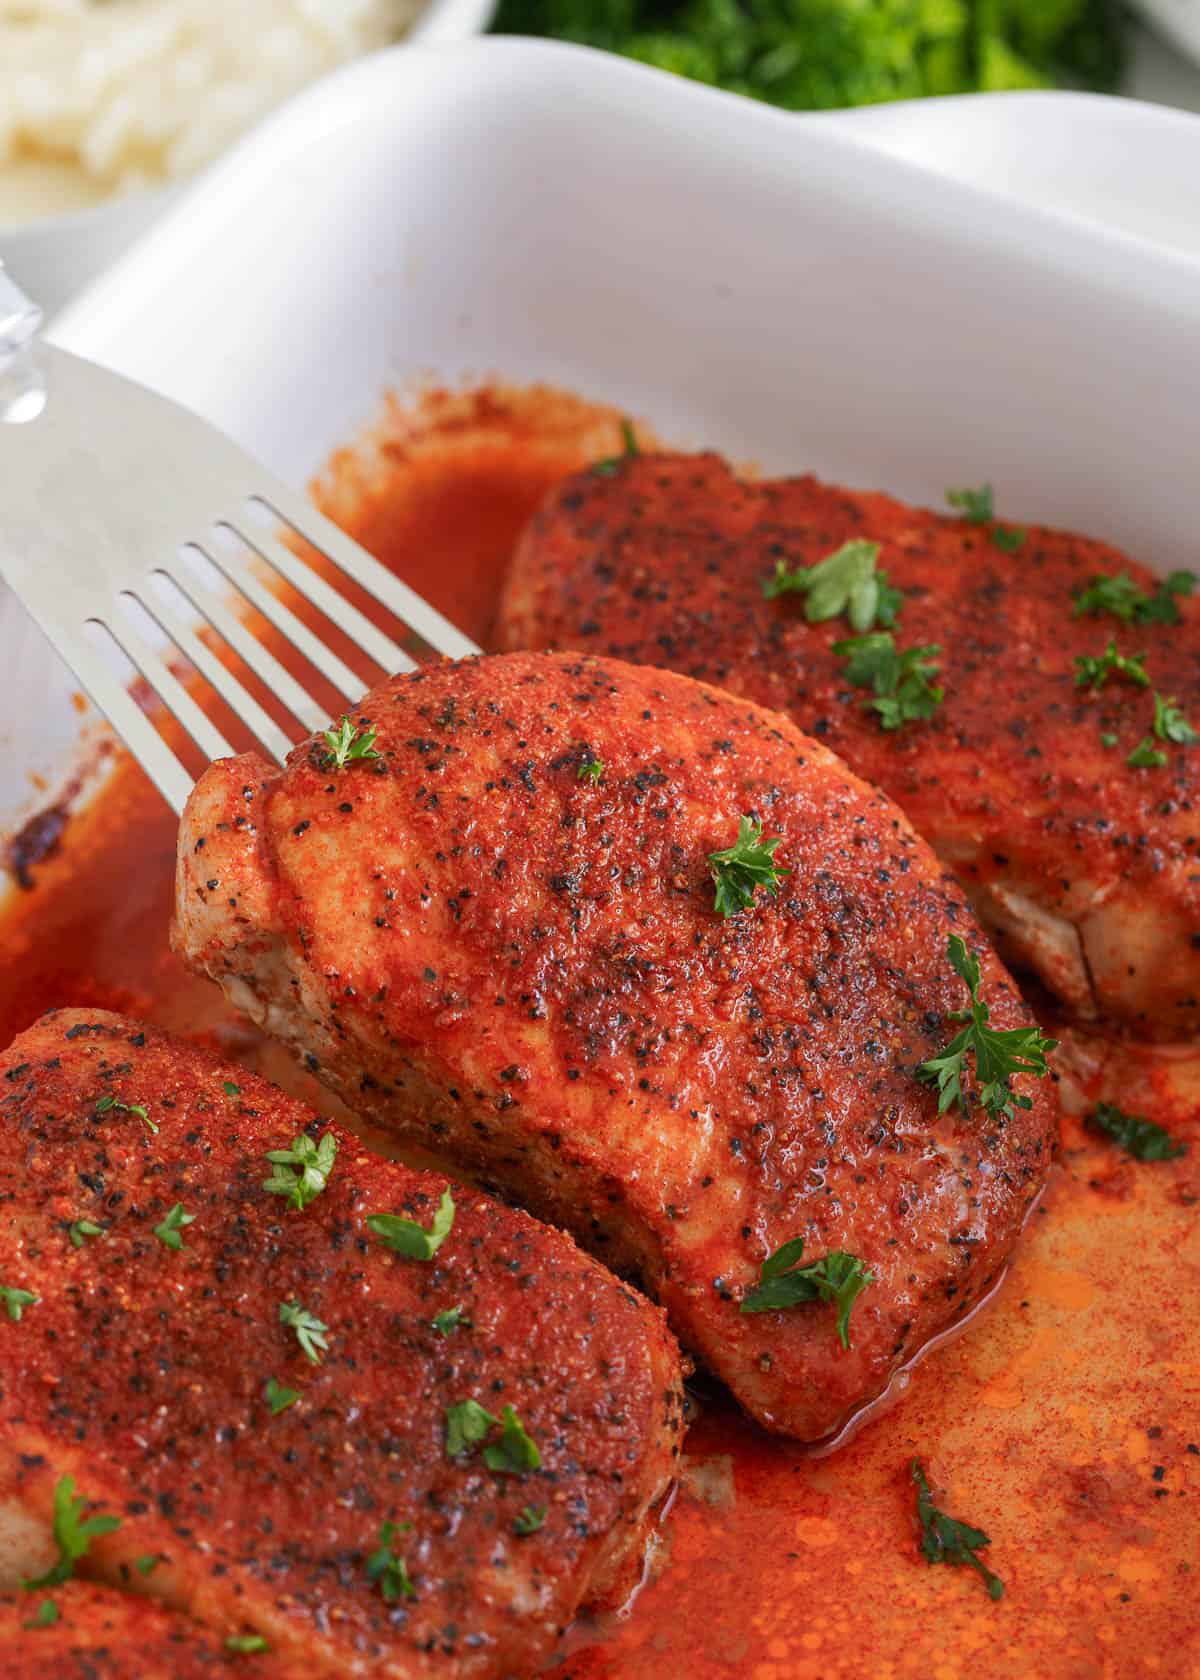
[3,1,1199,309]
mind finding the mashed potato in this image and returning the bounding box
[0,0,422,223]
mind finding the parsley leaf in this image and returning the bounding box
[431,1305,468,1336]
[708,816,789,918]
[592,417,640,476]
[94,1094,157,1133]
[912,1460,1003,1600]
[1073,569,1196,626]
[514,1504,547,1536]
[763,539,900,632]
[578,757,604,783]
[445,1399,498,1458]
[152,1203,195,1252]
[1073,640,1149,692]
[265,1377,300,1415]
[990,525,1026,554]
[1127,736,1167,769]
[225,1635,270,1655]
[484,1406,542,1473]
[918,936,1056,1119]
[366,1520,417,1602]
[22,1474,121,1589]
[1100,732,1118,749]
[322,715,381,770]
[368,1187,455,1260]
[445,1400,541,1472]
[22,1598,58,1630]
[278,1300,329,1365]
[223,1080,242,1098]
[1090,1102,1185,1162]
[0,1284,38,1321]
[68,1218,103,1249]
[834,632,944,731]
[262,1130,338,1212]
[1140,569,1197,623]
[134,1554,160,1576]
[945,484,993,523]
[740,1238,873,1349]
[1152,691,1198,745]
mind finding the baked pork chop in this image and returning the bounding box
[0,1009,683,1678]
[174,651,1057,1442]
[498,453,1200,1040]
[0,1584,299,1678]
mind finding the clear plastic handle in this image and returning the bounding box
[0,263,46,423]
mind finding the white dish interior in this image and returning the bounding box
[4,37,1200,860]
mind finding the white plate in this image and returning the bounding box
[5,37,1200,852]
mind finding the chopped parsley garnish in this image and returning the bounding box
[368,1187,455,1260]
[762,538,901,631]
[94,1093,157,1133]
[431,1305,468,1336]
[834,632,944,731]
[708,816,789,918]
[740,1238,873,1349]
[445,1399,496,1457]
[22,1474,121,1589]
[366,1521,416,1602]
[225,1635,270,1655]
[1127,737,1167,769]
[918,936,1056,1119]
[322,715,381,769]
[485,1406,543,1473]
[279,1300,330,1365]
[68,1218,103,1249]
[152,1203,195,1252]
[1100,732,1118,749]
[134,1554,160,1576]
[514,1504,547,1536]
[945,484,993,523]
[592,417,640,475]
[262,1130,338,1212]
[1090,1101,1185,1162]
[911,1460,1004,1600]
[1152,691,1198,745]
[445,1400,542,1472]
[1073,640,1149,692]
[578,757,604,783]
[1072,568,1196,625]
[22,1598,58,1630]
[265,1377,300,1415]
[990,525,1026,554]
[0,1284,37,1321]
[223,1080,242,1098]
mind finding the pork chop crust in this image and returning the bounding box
[0,1009,683,1678]
[0,1583,300,1677]
[173,651,1057,1442]
[497,454,1200,1039]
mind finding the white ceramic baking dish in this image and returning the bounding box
[4,37,1200,870]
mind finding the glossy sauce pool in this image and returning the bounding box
[1,386,1197,1680]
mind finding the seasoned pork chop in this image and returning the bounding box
[0,1009,683,1678]
[498,454,1200,1039]
[0,1584,298,1677]
[174,652,1057,1442]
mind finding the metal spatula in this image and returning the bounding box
[0,266,480,814]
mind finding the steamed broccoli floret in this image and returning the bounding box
[490,0,1128,107]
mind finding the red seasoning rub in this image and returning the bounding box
[0,1009,684,1679]
[0,1583,301,1678]
[498,452,1200,1040]
[173,650,1057,1444]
